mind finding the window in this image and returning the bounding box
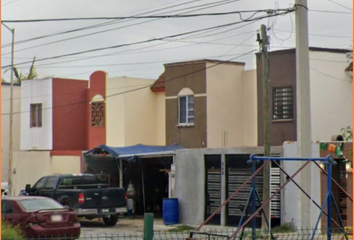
[1,200,13,214]
[33,177,47,190]
[272,87,293,120]
[44,177,58,189]
[91,101,104,127]
[179,95,194,124]
[30,103,42,127]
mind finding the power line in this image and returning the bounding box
[1,49,257,116]
[1,10,294,69]
[1,0,245,57]
[1,0,208,49]
[1,9,292,23]
[274,29,352,38]
[309,9,352,14]
[328,0,353,11]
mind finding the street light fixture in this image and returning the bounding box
[2,22,15,196]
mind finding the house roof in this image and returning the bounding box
[150,72,166,93]
[1,82,21,86]
[164,59,245,67]
[345,62,353,72]
[260,47,351,56]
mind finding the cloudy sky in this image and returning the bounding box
[1,0,353,81]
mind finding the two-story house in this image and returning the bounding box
[162,59,258,149]
[11,71,163,195]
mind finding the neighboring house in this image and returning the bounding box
[1,82,21,183]
[159,59,257,149]
[257,47,353,146]
[11,71,164,195]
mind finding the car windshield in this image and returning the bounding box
[19,198,64,212]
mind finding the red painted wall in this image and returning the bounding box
[86,71,106,150]
[52,78,88,150]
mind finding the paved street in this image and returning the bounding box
[80,216,176,237]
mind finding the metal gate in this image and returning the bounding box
[226,154,263,227]
[270,167,281,222]
[205,155,221,225]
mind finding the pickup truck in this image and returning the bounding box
[24,174,127,226]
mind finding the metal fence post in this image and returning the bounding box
[144,213,154,240]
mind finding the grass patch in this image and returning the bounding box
[272,222,295,233]
[1,220,25,240]
[168,225,195,232]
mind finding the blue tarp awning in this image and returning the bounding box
[84,143,185,162]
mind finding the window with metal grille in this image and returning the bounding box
[30,103,42,128]
[91,101,104,127]
[272,87,293,120]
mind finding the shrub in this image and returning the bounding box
[1,220,25,240]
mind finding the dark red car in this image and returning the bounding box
[2,196,81,239]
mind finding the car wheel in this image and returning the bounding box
[103,215,118,226]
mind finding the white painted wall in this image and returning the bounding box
[282,142,321,229]
[1,84,21,182]
[21,79,53,150]
[309,51,353,141]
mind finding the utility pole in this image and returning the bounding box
[295,0,312,229]
[258,24,271,230]
[2,23,15,197]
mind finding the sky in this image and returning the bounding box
[1,0,353,81]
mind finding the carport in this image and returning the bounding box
[83,143,185,215]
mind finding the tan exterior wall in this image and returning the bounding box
[106,77,162,146]
[206,63,248,148]
[12,151,81,196]
[155,92,166,145]
[1,84,21,182]
[51,156,81,174]
[12,151,52,196]
[242,70,258,146]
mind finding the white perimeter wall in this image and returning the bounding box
[282,142,321,229]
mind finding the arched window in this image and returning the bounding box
[178,88,194,125]
[91,95,105,127]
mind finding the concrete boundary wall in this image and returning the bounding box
[174,146,283,226]
[12,151,81,196]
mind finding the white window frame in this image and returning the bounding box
[178,95,194,125]
[30,103,42,128]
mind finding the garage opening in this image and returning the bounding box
[83,144,183,217]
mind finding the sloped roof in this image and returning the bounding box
[150,72,166,93]
[345,62,353,72]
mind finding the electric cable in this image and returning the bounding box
[1,10,294,69]
[1,49,257,116]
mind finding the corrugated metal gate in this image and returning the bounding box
[205,155,221,225]
[204,154,281,227]
[225,154,263,227]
